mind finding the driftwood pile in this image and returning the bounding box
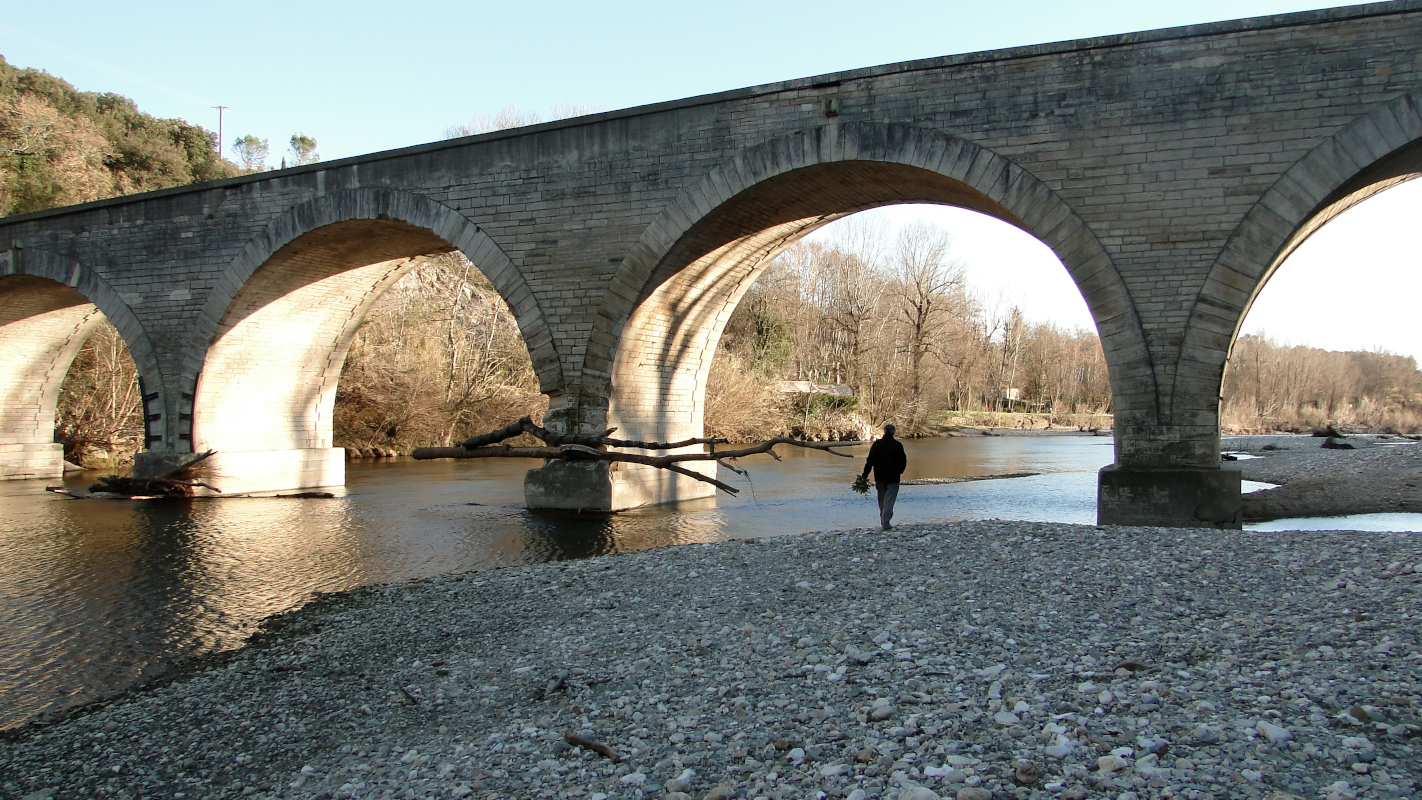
[86,450,222,498]
[413,416,860,495]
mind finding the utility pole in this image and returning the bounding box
[212,106,228,157]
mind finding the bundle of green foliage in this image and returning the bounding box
[0,55,234,216]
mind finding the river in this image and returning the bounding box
[0,432,1379,731]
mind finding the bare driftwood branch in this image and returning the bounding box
[412,444,743,493]
[563,730,619,762]
[459,415,729,451]
[88,450,223,497]
[414,434,861,496]
[157,449,217,480]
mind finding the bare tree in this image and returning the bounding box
[889,221,967,428]
[813,217,889,391]
[335,252,546,450]
[55,319,143,467]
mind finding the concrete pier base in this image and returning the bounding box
[1097,464,1241,529]
[134,447,344,495]
[0,441,64,480]
[525,459,717,512]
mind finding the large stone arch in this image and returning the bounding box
[0,247,158,478]
[537,123,1145,510]
[587,123,1146,425]
[1181,92,1422,425]
[181,188,558,493]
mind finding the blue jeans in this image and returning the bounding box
[875,482,900,530]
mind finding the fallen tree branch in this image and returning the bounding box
[563,730,619,762]
[88,450,223,497]
[459,416,729,451]
[158,449,217,480]
[415,429,862,496]
[411,444,744,493]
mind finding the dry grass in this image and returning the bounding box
[1221,403,1422,435]
[334,253,547,451]
[703,353,790,442]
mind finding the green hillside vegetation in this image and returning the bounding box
[0,55,234,216]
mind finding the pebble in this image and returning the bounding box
[1097,754,1129,773]
[1257,719,1292,743]
[0,520,1418,800]
[663,767,694,793]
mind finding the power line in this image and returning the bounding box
[0,21,215,110]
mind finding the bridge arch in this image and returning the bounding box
[0,248,158,478]
[1182,92,1422,429]
[551,123,1143,508]
[187,188,557,492]
[587,124,1141,436]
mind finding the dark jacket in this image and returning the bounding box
[862,436,907,484]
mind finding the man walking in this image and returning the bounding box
[860,423,907,530]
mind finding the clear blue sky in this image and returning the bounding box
[4,1,1418,358]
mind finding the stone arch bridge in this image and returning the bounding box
[4,2,1422,527]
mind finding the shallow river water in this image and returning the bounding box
[0,433,1413,730]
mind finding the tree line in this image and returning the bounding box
[0,56,232,216]
[0,55,326,215]
[333,253,546,450]
[1222,334,1422,434]
[705,220,1112,440]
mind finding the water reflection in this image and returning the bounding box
[1247,512,1422,532]
[0,434,1114,729]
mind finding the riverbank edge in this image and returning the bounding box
[0,584,356,741]
[1230,435,1422,522]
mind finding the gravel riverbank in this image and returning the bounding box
[1227,435,1422,521]
[3,520,1419,800]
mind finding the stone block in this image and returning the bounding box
[0,442,64,480]
[524,458,717,511]
[1098,464,1241,529]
